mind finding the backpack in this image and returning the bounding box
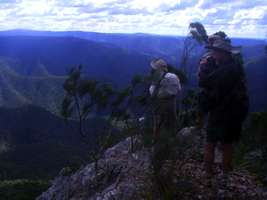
[198,55,249,120]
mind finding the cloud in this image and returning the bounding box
[234,7,266,21]
[0,0,20,3]
[0,0,266,38]
[198,0,267,9]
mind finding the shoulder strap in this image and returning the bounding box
[151,72,167,98]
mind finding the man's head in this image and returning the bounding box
[150,58,168,72]
[208,34,222,46]
[206,39,235,62]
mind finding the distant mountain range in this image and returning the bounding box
[0,30,183,63]
[0,35,151,81]
[0,34,153,113]
[0,30,266,112]
[0,29,265,63]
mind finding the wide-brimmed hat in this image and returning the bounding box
[150,59,168,70]
[206,39,241,54]
[208,34,222,42]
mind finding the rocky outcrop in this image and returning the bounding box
[37,128,267,200]
[37,137,152,200]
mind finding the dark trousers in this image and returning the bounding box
[151,96,178,173]
[152,96,178,138]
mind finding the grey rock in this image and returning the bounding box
[36,136,151,200]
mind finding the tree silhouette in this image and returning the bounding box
[189,23,229,45]
[61,65,120,172]
[179,22,209,78]
[189,22,208,44]
[61,65,115,138]
[167,64,188,85]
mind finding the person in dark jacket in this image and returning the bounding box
[199,39,249,174]
[196,34,222,128]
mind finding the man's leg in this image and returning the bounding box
[204,142,215,174]
[222,143,233,172]
[196,111,205,130]
[152,100,162,141]
[163,97,177,136]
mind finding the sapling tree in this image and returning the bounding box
[61,65,116,172]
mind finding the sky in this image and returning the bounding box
[0,0,266,38]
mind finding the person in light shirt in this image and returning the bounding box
[149,58,181,138]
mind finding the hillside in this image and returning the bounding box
[0,36,152,86]
[0,105,110,180]
[0,59,64,113]
[246,55,267,111]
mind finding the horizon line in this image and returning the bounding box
[0,28,265,40]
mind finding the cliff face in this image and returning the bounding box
[37,128,267,200]
[37,137,152,200]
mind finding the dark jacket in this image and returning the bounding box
[199,57,249,122]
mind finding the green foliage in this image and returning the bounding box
[94,84,115,111]
[234,112,267,183]
[131,74,143,88]
[61,65,115,135]
[133,95,147,106]
[182,90,197,107]
[0,141,88,180]
[110,74,146,122]
[250,112,267,144]
[61,66,149,172]
[78,79,98,97]
[189,22,208,44]
[179,21,208,76]
[142,125,197,199]
[177,89,198,130]
[111,87,131,108]
[0,180,50,200]
[61,95,74,119]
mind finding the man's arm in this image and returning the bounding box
[149,85,156,96]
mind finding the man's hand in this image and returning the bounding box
[200,58,208,65]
